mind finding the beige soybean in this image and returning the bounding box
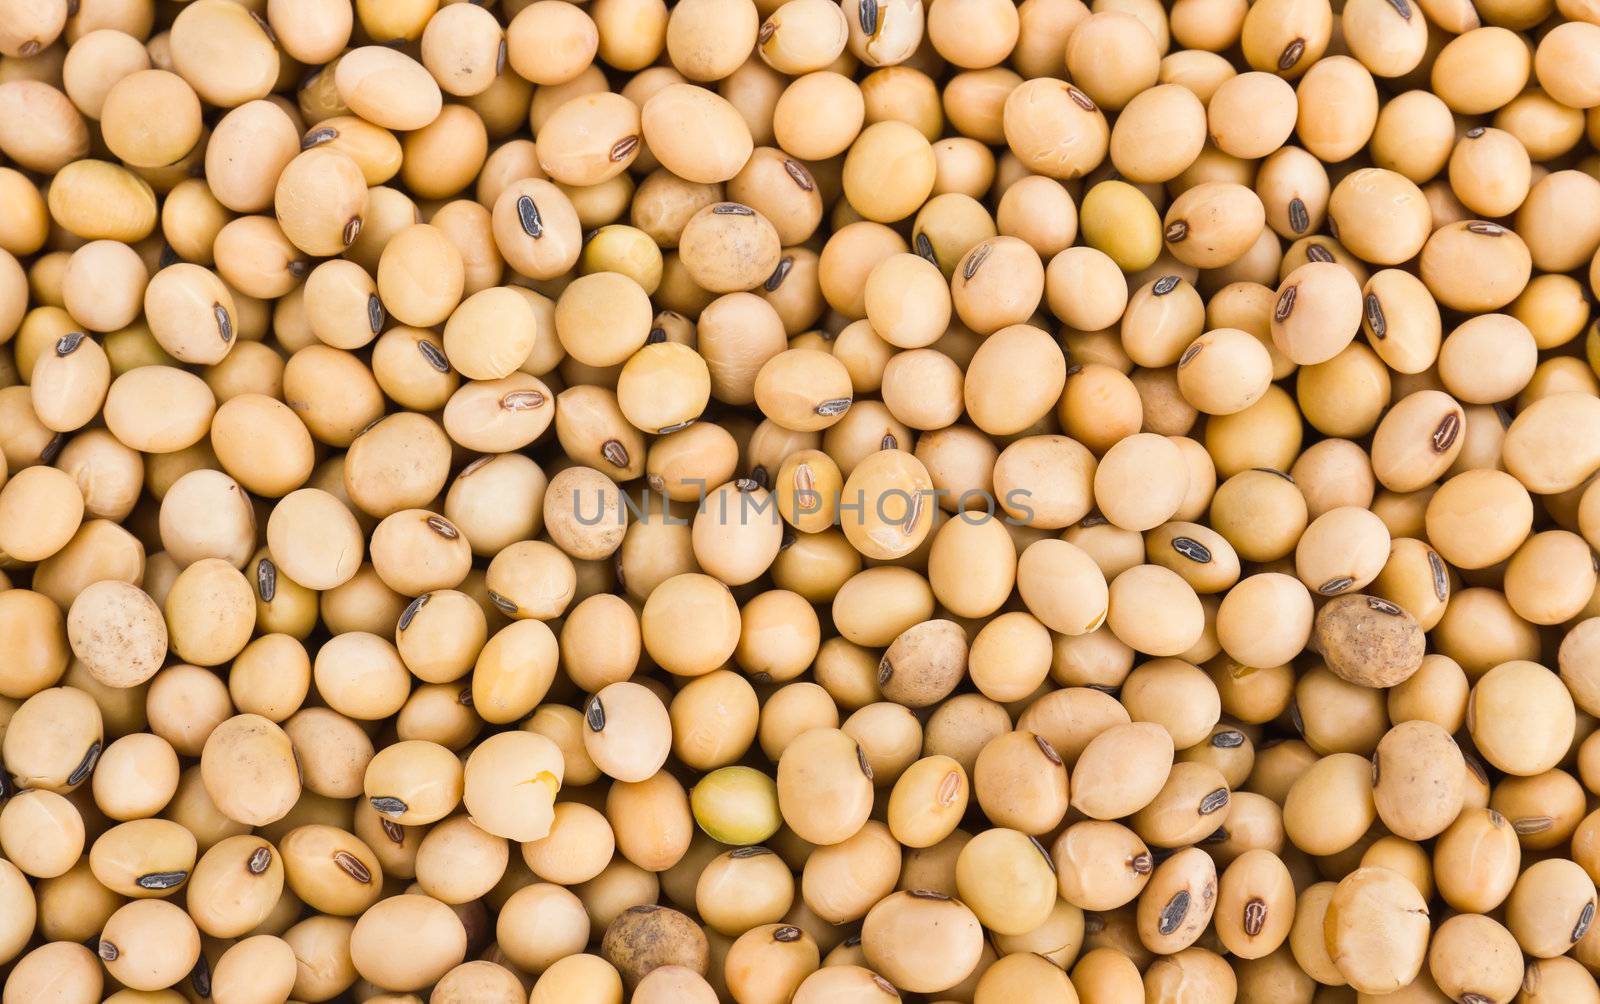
[1323,867,1431,995]
[200,714,300,827]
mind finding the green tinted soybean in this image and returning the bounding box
[1079,180,1162,272]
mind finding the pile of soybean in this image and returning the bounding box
[6,0,1600,1002]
